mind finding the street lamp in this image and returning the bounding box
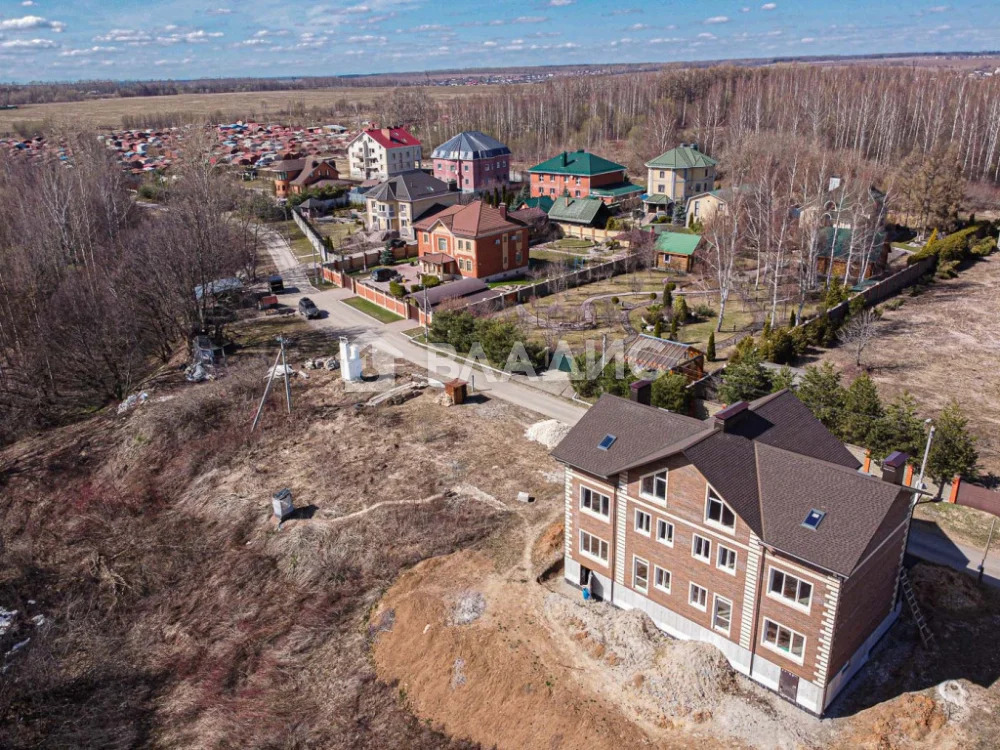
[916,418,935,491]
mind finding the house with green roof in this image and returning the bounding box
[547,196,610,228]
[653,230,703,271]
[529,149,643,206]
[643,143,718,215]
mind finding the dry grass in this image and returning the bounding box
[0,86,504,132]
[0,320,558,749]
[817,254,1000,476]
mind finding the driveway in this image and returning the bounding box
[261,225,317,293]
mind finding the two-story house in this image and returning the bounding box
[348,127,422,181]
[431,131,512,194]
[414,200,530,282]
[644,144,718,215]
[264,156,340,199]
[551,389,916,715]
[364,170,460,240]
[529,150,643,206]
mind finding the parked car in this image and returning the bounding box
[370,267,394,282]
[298,297,321,319]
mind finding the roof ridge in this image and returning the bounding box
[753,441,888,483]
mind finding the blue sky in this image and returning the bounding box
[0,0,998,83]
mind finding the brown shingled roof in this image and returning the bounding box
[551,390,912,577]
[413,200,527,237]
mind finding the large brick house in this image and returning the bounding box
[348,126,422,181]
[644,144,718,215]
[364,170,460,240]
[414,201,529,282]
[529,150,643,205]
[551,390,917,715]
[431,131,512,193]
[265,156,340,199]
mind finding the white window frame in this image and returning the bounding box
[579,530,609,565]
[704,486,737,533]
[767,566,814,613]
[691,534,712,563]
[632,556,649,593]
[689,582,708,611]
[655,519,674,547]
[579,486,611,521]
[712,594,733,635]
[634,509,652,536]
[761,618,807,665]
[716,544,737,575]
[653,566,671,594]
[639,468,668,504]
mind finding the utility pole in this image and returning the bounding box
[251,345,284,432]
[278,335,292,414]
[978,518,997,583]
[916,419,936,490]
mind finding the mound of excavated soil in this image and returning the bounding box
[909,563,984,613]
[524,420,571,450]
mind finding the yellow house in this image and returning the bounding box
[686,187,741,226]
[643,143,718,215]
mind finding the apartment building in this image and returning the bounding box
[644,143,718,215]
[348,126,422,181]
[431,130,512,193]
[551,389,916,715]
[364,170,459,240]
[414,200,530,281]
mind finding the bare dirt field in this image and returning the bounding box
[0,85,503,132]
[817,254,1000,476]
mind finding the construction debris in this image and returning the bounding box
[116,391,150,415]
[516,491,535,504]
[185,363,212,383]
[272,488,295,521]
[302,357,339,371]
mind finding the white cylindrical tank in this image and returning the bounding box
[339,338,363,382]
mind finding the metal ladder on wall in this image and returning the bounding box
[899,569,935,649]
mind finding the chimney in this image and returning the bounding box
[713,401,749,432]
[562,151,568,166]
[881,451,909,485]
[690,143,699,152]
[630,379,653,406]
[448,179,458,192]
[499,202,507,218]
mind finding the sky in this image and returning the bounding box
[0,0,998,83]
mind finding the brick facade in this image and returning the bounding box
[417,224,529,280]
[434,156,510,193]
[530,170,625,202]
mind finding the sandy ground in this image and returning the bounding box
[819,254,1000,476]
[372,514,1000,750]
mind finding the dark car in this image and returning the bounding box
[370,267,394,282]
[298,297,321,319]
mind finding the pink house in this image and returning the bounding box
[431,130,512,194]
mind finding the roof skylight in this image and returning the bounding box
[802,509,826,530]
[598,434,617,451]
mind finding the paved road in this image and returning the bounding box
[262,225,317,293]
[907,523,1000,588]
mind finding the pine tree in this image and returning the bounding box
[869,392,926,461]
[668,315,679,340]
[663,282,675,308]
[795,363,846,433]
[841,374,883,448]
[651,373,690,413]
[769,365,796,393]
[789,310,797,328]
[706,331,716,361]
[653,318,663,338]
[927,400,978,486]
[719,349,771,404]
[672,296,689,323]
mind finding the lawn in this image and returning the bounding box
[342,296,404,323]
[276,220,321,263]
[553,238,596,249]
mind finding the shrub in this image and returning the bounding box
[693,304,715,320]
[649,292,658,301]
[388,281,406,298]
[421,275,441,288]
[651,373,690,413]
[610,296,620,305]
[758,327,796,365]
[883,297,905,311]
[706,331,716,361]
[970,237,997,257]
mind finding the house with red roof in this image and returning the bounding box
[414,200,530,282]
[348,126,422,181]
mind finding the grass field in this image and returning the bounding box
[0,85,506,132]
[342,296,403,323]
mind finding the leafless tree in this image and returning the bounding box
[838,309,882,367]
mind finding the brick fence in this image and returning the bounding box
[813,256,936,326]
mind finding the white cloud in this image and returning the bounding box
[512,16,548,24]
[59,45,118,57]
[206,8,233,15]
[347,34,386,42]
[761,2,777,9]
[344,4,370,12]
[698,32,716,39]
[548,0,574,5]
[93,29,153,44]
[704,16,730,24]
[628,23,649,31]
[0,38,58,51]
[21,1,35,6]
[157,29,224,45]
[0,15,66,32]
[927,5,950,11]
[741,6,751,11]
[800,36,815,42]
[483,40,497,47]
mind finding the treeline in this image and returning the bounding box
[0,135,264,444]
[386,65,1000,184]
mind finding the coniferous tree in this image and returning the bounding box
[795,363,846,433]
[719,349,771,404]
[651,373,690,413]
[841,374,883,447]
[869,392,926,461]
[706,331,716,362]
[927,400,978,486]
